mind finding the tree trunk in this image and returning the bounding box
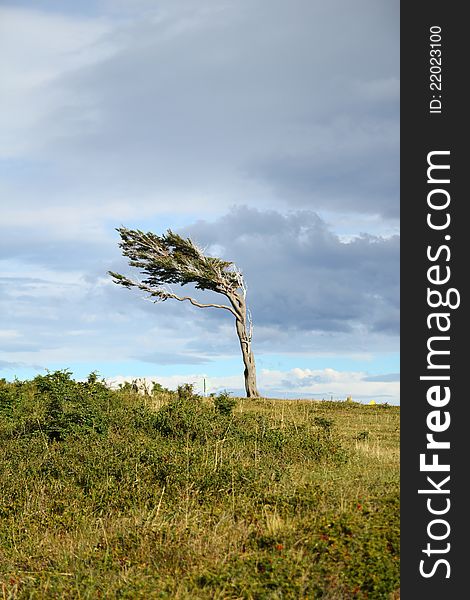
[235,318,259,397]
[229,293,259,398]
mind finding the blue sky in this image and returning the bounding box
[0,0,399,403]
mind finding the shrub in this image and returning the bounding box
[213,391,237,416]
[32,370,110,441]
[177,383,197,400]
[0,379,15,420]
[152,381,172,395]
[153,383,212,441]
[313,416,334,434]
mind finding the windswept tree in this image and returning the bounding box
[109,228,259,397]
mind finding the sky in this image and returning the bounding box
[0,0,400,403]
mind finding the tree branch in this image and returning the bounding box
[167,292,238,317]
[109,272,238,318]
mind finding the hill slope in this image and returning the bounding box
[0,372,399,599]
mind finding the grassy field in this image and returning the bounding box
[0,372,399,599]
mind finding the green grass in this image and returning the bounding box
[0,372,399,599]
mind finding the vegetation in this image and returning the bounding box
[0,372,399,599]
[109,228,259,397]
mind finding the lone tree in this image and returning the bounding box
[109,228,259,397]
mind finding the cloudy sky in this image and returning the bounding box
[0,0,399,403]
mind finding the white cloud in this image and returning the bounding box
[259,368,399,403]
[105,366,399,404]
[289,367,347,383]
[0,329,22,340]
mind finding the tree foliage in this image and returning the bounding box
[109,228,244,304]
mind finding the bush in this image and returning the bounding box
[152,381,171,395]
[0,379,15,420]
[213,391,237,416]
[25,370,111,441]
[313,416,334,434]
[153,383,213,441]
[177,383,197,400]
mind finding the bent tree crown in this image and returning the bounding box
[109,227,259,397]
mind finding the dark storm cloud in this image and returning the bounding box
[184,206,399,338]
[246,123,399,218]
